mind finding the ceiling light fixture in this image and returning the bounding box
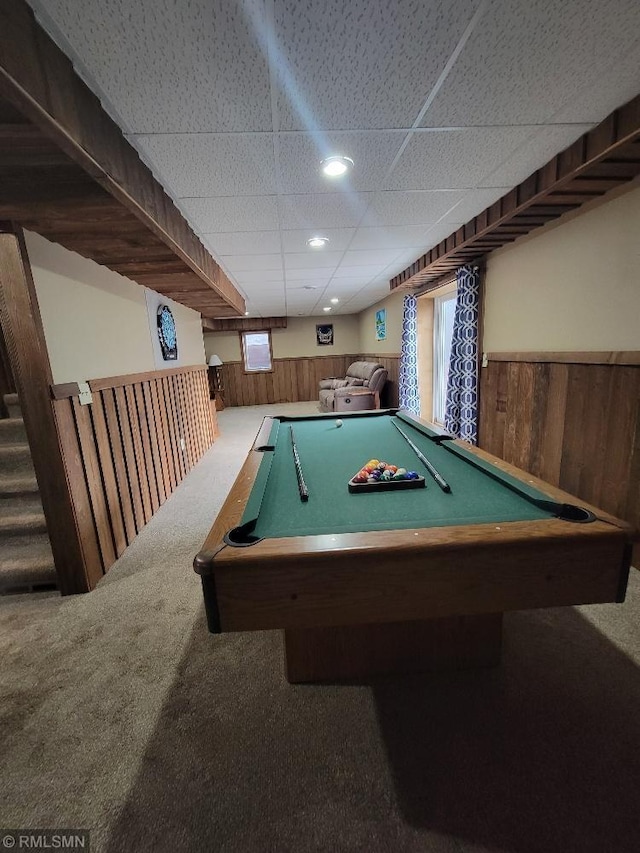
[244,311,249,316]
[323,306,331,312]
[306,236,330,249]
[330,298,339,304]
[320,155,354,178]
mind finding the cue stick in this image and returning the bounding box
[391,420,451,492]
[289,426,309,502]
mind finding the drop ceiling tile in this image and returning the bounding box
[284,252,343,271]
[389,128,540,191]
[250,281,286,290]
[221,254,283,273]
[386,247,433,271]
[349,227,432,251]
[478,124,594,188]
[281,229,355,253]
[284,292,319,303]
[421,221,465,248]
[232,270,285,284]
[278,132,404,193]
[202,231,282,255]
[273,0,482,130]
[553,62,640,124]
[249,303,286,315]
[438,188,509,224]
[332,266,381,280]
[285,300,321,312]
[339,249,403,268]
[420,0,640,127]
[179,196,279,233]
[322,278,372,290]
[278,193,372,229]
[361,191,463,228]
[134,134,276,197]
[29,0,273,132]
[285,271,333,285]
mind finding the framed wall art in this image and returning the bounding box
[316,324,334,346]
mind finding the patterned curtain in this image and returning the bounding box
[444,265,480,443]
[398,294,420,413]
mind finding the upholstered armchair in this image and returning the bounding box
[318,361,388,413]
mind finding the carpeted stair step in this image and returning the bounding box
[0,442,35,477]
[0,417,27,444]
[3,393,21,419]
[0,472,40,497]
[0,533,57,594]
[0,496,48,537]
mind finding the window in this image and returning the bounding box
[240,330,273,372]
[432,290,457,424]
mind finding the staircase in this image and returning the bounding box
[0,393,57,594]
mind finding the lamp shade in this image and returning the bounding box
[208,354,223,367]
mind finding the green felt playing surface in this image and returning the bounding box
[241,413,556,540]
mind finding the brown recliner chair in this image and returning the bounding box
[318,361,388,413]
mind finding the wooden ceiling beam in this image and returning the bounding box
[391,94,640,290]
[202,316,288,332]
[0,0,245,318]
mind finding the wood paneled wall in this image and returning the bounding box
[479,356,640,533]
[0,322,16,417]
[220,354,400,409]
[52,365,215,588]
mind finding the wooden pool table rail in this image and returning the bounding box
[194,417,632,635]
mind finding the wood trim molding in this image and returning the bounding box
[203,316,287,332]
[391,94,640,290]
[50,381,80,400]
[485,351,640,365]
[50,364,208,398]
[89,364,207,392]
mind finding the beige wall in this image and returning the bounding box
[483,183,640,352]
[204,314,361,363]
[273,315,360,357]
[26,231,206,384]
[357,290,404,354]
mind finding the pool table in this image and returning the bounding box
[194,409,632,683]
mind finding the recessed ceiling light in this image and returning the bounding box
[244,311,249,316]
[320,155,354,178]
[307,236,329,249]
[323,306,331,312]
[303,285,318,290]
[330,298,339,304]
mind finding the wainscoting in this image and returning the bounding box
[479,354,640,534]
[51,365,215,590]
[220,353,400,409]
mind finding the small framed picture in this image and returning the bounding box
[375,308,386,341]
[316,324,334,346]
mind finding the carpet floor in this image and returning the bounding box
[1,402,639,853]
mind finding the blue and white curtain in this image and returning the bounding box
[444,265,480,444]
[398,294,420,414]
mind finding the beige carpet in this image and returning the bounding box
[1,402,639,853]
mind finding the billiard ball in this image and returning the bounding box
[335,419,343,428]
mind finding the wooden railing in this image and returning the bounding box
[51,365,215,590]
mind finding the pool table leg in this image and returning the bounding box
[283,613,503,683]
